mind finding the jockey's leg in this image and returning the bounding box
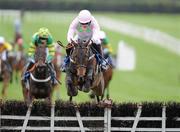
[92,43,107,71]
[61,47,72,72]
[22,61,34,82]
[108,54,115,68]
[48,62,58,85]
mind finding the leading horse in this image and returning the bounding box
[21,44,54,105]
[66,40,104,102]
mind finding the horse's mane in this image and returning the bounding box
[34,45,46,62]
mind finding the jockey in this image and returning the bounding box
[14,18,23,47]
[61,9,107,72]
[22,27,57,85]
[99,30,115,67]
[0,36,13,72]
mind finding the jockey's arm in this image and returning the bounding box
[45,35,55,63]
[47,42,55,62]
[28,33,38,57]
[67,17,78,43]
[28,42,36,57]
[91,16,101,44]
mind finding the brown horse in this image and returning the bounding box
[91,55,113,100]
[66,40,104,102]
[8,43,27,83]
[101,66,113,99]
[21,44,54,105]
[0,57,11,99]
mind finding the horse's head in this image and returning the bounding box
[34,44,47,74]
[70,40,94,81]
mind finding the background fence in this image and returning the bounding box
[0,0,180,13]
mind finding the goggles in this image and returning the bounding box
[80,21,91,25]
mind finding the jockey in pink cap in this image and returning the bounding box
[61,9,107,72]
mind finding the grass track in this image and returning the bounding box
[0,12,180,102]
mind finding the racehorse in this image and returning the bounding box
[9,50,27,82]
[101,65,113,99]
[0,56,11,99]
[66,40,104,102]
[21,44,54,105]
[90,52,113,100]
[8,39,27,83]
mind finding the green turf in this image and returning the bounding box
[97,12,180,39]
[0,12,180,102]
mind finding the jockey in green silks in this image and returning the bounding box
[22,27,57,86]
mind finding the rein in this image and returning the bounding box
[28,63,36,72]
[30,73,51,82]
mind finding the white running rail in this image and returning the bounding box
[1,105,180,131]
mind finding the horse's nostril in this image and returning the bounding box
[78,77,84,82]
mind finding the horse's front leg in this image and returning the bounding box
[96,96,100,102]
[2,76,9,99]
[66,75,78,97]
[25,91,34,107]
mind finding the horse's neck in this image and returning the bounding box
[34,67,48,78]
[35,47,46,61]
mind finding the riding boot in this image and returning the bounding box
[61,47,72,72]
[48,62,58,85]
[22,61,34,82]
[61,56,70,72]
[92,44,108,71]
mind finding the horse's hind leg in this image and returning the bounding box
[101,85,110,100]
[96,96,100,103]
[2,78,9,99]
[106,86,110,99]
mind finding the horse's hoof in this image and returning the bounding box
[89,93,95,99]
[103,99,113,108]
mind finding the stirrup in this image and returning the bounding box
[101,64,108,71]
[101,60,108,70]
